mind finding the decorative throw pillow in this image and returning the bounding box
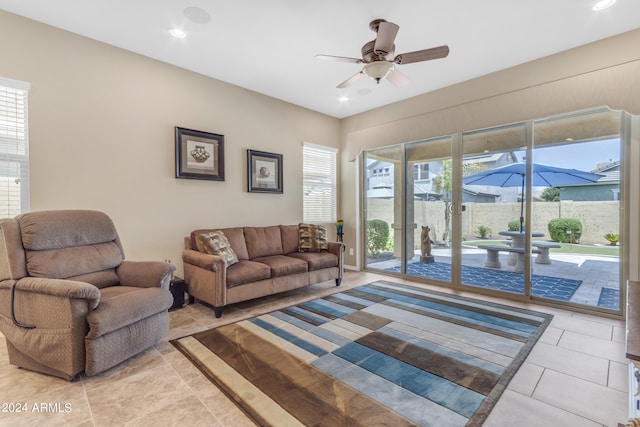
[298,223,328,252]
[199,231,239,266]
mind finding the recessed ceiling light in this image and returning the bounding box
[169,28,186,39]
[338,96,349,103]
[592,0,616,10]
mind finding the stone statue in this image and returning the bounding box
[420,226,434,257]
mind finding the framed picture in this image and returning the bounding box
[175,127,224,181]
[247,149,283,193]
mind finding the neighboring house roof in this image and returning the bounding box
[592,160,620,183]
[368,183,442,199]
[463,153,506,165]
[560,160,621,187]
[596,170,620,183]
[462,188,500,198]
[592,160,620,173]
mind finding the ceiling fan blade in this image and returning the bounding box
[315,54,363,64]
[394,45,450,65]
[337,72,364,88]
[374,21,399,55]
[386,68,410,87]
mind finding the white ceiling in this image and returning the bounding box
[2,0,640,118]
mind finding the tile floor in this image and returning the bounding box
[0,271,630,427]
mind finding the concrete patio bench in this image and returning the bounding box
[532,241,562,264]
[477,244,541,272]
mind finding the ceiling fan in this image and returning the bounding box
[316,19,449,89]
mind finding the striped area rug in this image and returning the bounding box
[172,281,552,426]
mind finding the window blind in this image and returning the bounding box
[0,77,30,217]
[303,142,337,223]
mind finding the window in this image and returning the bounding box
[413,163,430,181]
[0,77,30,217]
[303,142,337,223]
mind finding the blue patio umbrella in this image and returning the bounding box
[463,162,604,232]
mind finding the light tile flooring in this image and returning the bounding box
[0,271,630,426]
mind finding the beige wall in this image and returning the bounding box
[0,11,341,275]
[339,29,640,271]
[2,9,639,279]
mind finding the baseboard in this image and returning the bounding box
[344,264,359,271]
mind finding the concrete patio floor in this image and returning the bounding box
[367,247,620,310]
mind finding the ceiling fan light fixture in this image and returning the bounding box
[592,0,616,10]
[363,61,393,82]
[169,28,187,39]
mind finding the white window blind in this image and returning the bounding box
[0,77,30,217]
[303,142,337,223]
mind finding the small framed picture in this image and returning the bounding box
[175,127,224,181]
[247,149,283,193]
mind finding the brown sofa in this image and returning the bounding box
[0,210,175,380]
[183,225,344,317]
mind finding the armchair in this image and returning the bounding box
[0,210,175,380]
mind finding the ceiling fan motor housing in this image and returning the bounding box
[361,40,395,62]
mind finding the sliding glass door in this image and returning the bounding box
[364,145,404,274]
[403,137,453,284]
[531,109,622,311]
[362,107,628,314]
[461,123,528,296]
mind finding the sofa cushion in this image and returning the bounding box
[199,231,239,266]
[192,227,248,260]
[86,286,173,339]
[17,210,126,280]
[252,255,308,278]
[225,260,271,288]
[25,242,124,280]
[18,210,119,251]
[280,225,299,255]
[298,223,328,252]
[244,226,283,259]
[287,252,338,271]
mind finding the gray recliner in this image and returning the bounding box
[0,210,175,380]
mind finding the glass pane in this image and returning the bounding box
[532,109,622,311]
[403,137,453,283]
[364,145,404,273]
[461,123,528,295]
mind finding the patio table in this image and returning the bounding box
[498,230,544,271]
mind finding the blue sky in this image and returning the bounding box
[518,138,620,172]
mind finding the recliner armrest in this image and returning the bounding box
[1,277,101,310]
[0,277,101,330]
[116,261,175,289]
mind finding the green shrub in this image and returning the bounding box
[508,220,525,231]
[477,225,491,239]
[548,218,582,243]
[385,236,394,252]
[367,219,389,257]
